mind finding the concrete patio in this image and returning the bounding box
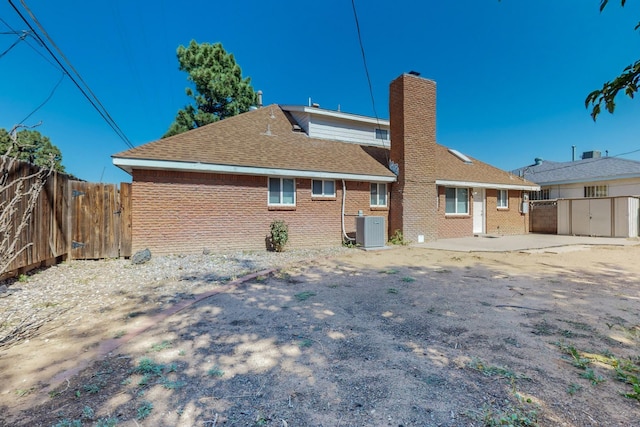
[414,233,640,253]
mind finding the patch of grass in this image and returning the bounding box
[137,401,153,420]
[14,387,35,397]
[17,274,28,283]
[387,288,399,294]
[178,349,186,356]
[531,319,555,336]
[208,366,225,377]
[401,276,415,283]
[557,319,594,331]
[161,378,186,390]
[567,383,583,395]
[149,340,172,352]
[581,368,605,385]
[83,383,102,394]
[298,338,313,348]
[555,342,591,369]
[95,418,119,427]
[82,405,94,419]
[113,330,126,339]
[478,403,539,427]
[294,291,316,301]
[133,357,165,376]
[379,269,399,274]
[468,358,530,380]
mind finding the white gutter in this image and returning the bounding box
[113,157,397,183]
[280,105,390,126]
[436,179,539,191]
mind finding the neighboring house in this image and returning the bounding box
[113,73,537,254]
[513,152,640,238]
[513,152,640,200]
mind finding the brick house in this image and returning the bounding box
[113,73,537,254]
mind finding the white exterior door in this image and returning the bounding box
[473,188,485,234]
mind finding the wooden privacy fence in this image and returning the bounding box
[1,157,131,277]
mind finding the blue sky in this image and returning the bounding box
[0,0,638,183]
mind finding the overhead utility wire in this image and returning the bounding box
[9,0,134,149]
[0,16,63,75]
[19,72,65,124]
[351,0,382,129]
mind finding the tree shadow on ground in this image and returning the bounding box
[1,250,639,426]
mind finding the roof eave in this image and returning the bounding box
[112,157,397,183]
[435,179,540,191]
[531,173,640,186]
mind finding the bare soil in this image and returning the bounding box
[1,244,639,426]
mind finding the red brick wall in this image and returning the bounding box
[131,170,388,254]
[436,186,473,238]
[435,187,529,238]
[485,189,529,235]
[389,74,438,242]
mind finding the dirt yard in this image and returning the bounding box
[1,243,639,426]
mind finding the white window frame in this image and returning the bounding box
[268,177,296,206]
[445,187,469,215]
[370,183,387,207]
[311,179,336,198]
[584,185,607,198]
[375,128,388,140]
[497,189,508,209]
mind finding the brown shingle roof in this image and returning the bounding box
[113,105,396,179]
[113,104,535,188]
[435,145,536,188]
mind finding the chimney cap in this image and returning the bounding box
[408,70,421,76]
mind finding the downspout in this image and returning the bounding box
[342,180,355,242]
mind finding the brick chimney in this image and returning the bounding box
[388,73,438,243]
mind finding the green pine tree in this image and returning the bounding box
[0,128,65,172]
[163,41,258,138]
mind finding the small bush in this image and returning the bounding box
[268,220,289,252]
[389,229,409,245]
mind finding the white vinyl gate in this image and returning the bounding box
[557,197,639,237]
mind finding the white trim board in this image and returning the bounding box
[436,179,539,191]
[113,157,397,183]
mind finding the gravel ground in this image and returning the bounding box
[0,247,349,348]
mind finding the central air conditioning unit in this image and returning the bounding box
[355,216,386,248]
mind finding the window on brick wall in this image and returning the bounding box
[269,177,295,206]
[497,189,508,209]
[370,183,387,207]
[312,179,336,197]
[584,185,607,198]
[445,187,468,214]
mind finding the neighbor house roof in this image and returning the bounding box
[512,157,640,186]
[113,105,397,182]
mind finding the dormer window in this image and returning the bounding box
[375,129,388,140]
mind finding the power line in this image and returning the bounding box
[19,71,65,125]
[351,0,380,123]
[8,0,134,149]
